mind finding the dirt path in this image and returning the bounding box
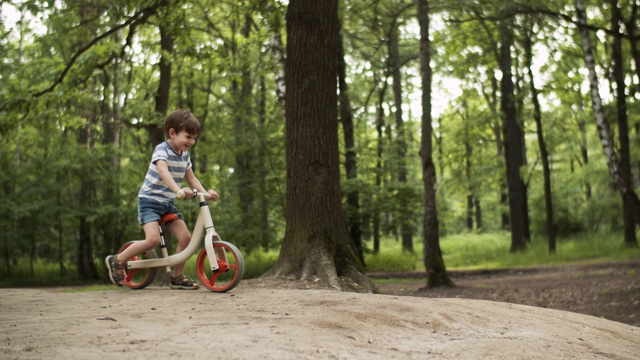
[1,263,639,360]
[373,260,640,328]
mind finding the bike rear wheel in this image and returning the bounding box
[196,241,244,292]
[117,241,159,289]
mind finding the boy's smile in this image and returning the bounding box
[168,129,197,154]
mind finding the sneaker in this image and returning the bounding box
[105,255,125,286]
[170,274,200,290]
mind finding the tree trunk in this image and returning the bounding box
[524,24,557,253]
[76,5,99,281]
[575,0,640,229]
[77,122,99,280]
[151,18,173,147]
[232,13,257,239]
[338,22,364,264]
[474,197,483,230]
[373,81,387,255]
[483,71,509,230]
[267,0,373,292]
[465,138,473,230]
[611,0,638,245]
[418,0,453,288]
[577,99,592,200]
[259,75,271,249]
[499,21,528,252]
[622,1,640,86]
[389,23,413,253]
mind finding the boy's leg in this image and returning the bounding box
[116,222,162,264]
[167,219,192,275]
[106,222,161,286]
[167,219,199,289]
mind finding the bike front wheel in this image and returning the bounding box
[117,241,159,289]
[196,241,244,292]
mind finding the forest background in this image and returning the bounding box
[0,0,638,285]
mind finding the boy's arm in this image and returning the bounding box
[156,160,183,193]
[184,168,207,193]
[185,168,219,201]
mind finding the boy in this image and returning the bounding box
[105,109,219,289]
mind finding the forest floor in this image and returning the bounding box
[1,260,639,359]
[371,260,640,328]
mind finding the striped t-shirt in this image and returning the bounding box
[138,141,192,203]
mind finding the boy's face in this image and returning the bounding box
[168,128,197,153]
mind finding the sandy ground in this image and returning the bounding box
[1,283,639,359]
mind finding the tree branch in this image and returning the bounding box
[32,4,160,98]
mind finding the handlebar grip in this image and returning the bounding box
[176,189,211,200]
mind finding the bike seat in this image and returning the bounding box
[159,213,180,226]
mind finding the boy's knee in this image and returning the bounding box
[145,236,162,248]
[176,235,192,246]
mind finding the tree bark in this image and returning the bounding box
[575,0,640,228]
[483,71,509,230]
[523,23,557,253]
[610,0,638,245]
[267,0,373,292]
[232,13,258,238]
[577,99,592,200]
[338,22,364,264]
[373,80,388,255]
[499,21,529,252]
[418,0,453,288]
[76,4,99,281]
[389,22,413,253]
[151,18,173,147]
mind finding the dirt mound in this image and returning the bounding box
[373,260,640,328]
[1,282,638,359]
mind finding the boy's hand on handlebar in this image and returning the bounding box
[176,188,195,199]
[207,190,219,202]
[176,188,218,201]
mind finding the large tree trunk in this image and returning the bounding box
[499,21,529,252]
[418,0,453,288]
[389,23,413,253]
[523,23,557,253]
[611,0,638,245]
[575,0,640,229]
[266,0,373,292]
[338,22,364,264]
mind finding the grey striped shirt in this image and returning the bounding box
[138,141,192,203]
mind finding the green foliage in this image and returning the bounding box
[365,251,419,272]
[241,250,279,279]
[0,0,637,286]
[439,231,640,270]
[364,231,640,274]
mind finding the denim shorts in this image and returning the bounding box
[138,197,184,226]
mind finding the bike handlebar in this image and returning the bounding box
[176,189,212,200]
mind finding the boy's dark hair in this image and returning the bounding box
[164,109,200,138]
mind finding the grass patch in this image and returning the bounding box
[242,250,279,279]
[2,230,637,288]
[365,230,640,273]
[365,250,419,272]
